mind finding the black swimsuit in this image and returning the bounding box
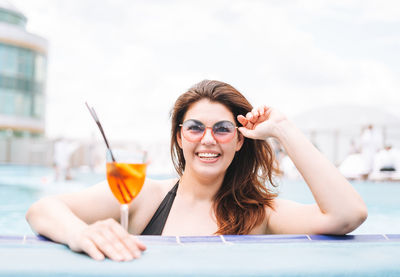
[141,181,179,235]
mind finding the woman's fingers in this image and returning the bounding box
[90,232,125,261]
[133,237,147,251]
[238,127,257,139]
[241,108,263,126]
[237,105,273,140]
[257,106,263,115]
[109,222,146,259]
[238,105,271,135]
[125,236,145,258]
[251,108,259,117]
[80,238,105,261]
[72,218,147,262]
[101,227,134,261]
[238,115,254,129]
[246,112,258,124]
[246,112,252,121]
[237,115,248,126]
[252,105,271,123]
[238,105,285,140]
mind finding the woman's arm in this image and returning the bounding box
[26,181,146,261]
[238,106,368,235]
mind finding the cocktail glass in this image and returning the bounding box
[106,149,147,231]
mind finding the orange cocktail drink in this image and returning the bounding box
[86,101,148,231]
[106,162,146,204]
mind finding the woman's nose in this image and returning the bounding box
[201,127,216,145]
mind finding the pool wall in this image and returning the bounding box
[1,234,400,276]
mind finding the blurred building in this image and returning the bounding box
[0,1,49,164]
[0,0,47,139]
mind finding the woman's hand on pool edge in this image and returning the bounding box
[67,218,146,262]
[237,106,288,140]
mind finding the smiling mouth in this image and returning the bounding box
[196,152,221,159]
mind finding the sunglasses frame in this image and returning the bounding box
[179,119,238,143]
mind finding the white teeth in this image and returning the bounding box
[197,153,219,158]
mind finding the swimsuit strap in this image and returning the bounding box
[141,181,179,235]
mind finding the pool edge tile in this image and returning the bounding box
[179,236,224,244]
[2,234,400,246]
[385,234,400,241]
[309,234,388,242]
[223,234,310,243]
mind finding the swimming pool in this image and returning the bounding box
[277,179,400,234]
[0,165,105,235]
[1,165,400,235]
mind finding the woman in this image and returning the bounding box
[26,80,367,262]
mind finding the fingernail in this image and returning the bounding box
[125,254,133,261]
[95,254,104,261]
[134,250,141,258]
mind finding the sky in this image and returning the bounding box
[10,0,400,143]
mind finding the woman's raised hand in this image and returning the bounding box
[237,105,287,140]
[67,218,146,261]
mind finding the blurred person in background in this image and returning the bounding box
[360,125,383,178]
[53,138,79,181]
[370,145,400,181]
[339,138,366,180]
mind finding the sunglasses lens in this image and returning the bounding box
[213,121,236,142]
[181,120,205,142]
[181,120,236,143]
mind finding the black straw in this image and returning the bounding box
[85,102,135,203]
[85,102,116,162]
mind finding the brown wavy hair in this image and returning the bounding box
[170,80,278,235]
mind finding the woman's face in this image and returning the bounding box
[177,99,244,179]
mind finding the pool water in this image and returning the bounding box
[0,165,105,235]
[278,179,400,234]
[1,165,400,235]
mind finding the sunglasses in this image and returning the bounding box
[179,119,238,143]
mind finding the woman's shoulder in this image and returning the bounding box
[132,177,178,209]
[143,177,179,195]
[129,177,178,234]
